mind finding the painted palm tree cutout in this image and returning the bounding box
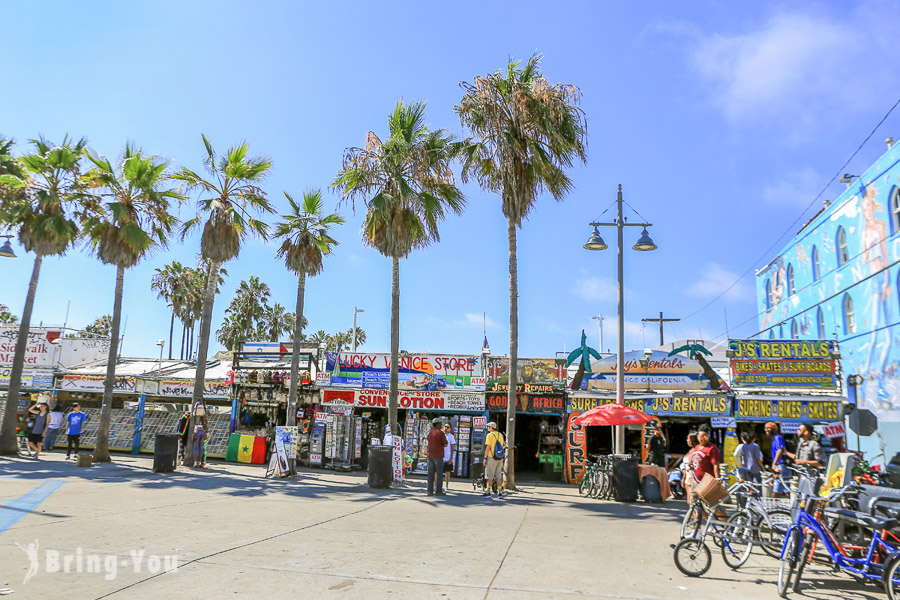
[668,344,730,392]
[566,330,601,390]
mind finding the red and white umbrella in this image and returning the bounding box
[572,402,654,426]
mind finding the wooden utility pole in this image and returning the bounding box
[642,311,680,346]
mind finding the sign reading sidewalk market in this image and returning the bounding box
[486,357,567,393]
[0,326,61,367]
[570,351,712,391]
[735,396,842,423]
[326,352,484,391]
[728,339,838,388]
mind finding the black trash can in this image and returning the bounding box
[611,454,639,502]
[367,446,393,489]
[154,433,180,473]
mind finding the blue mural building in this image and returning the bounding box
[755,139,900,461]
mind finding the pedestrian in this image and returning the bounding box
[765,422,790,498]
[177,411,190,466]
[43,404,64,451]
[647,427,667,467]
[443,422,455,490]
[737,431,765,490]
[483,421,506,499]
[193,424,207,468]
[681,430,699,502]
[426,417,447,496]
[65,403,88,459]
[692,426,726,518]
[27,402,49,458]
[788,424,825,469]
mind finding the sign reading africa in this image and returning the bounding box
[735,397,842,423]
[728,339,838,388]
[326,352,484,391]
[485,393,566,414]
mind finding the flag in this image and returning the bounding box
[482,335,490,355]
[225,434,267,464]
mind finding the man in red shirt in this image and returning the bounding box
[691,427,721,481]
[426,418,448,496]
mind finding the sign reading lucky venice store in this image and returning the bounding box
[327,352,483,391]
[728,339,838,388]
[735,397,842,422]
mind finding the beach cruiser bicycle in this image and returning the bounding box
[579,454,614,500]
[777,468,900,598]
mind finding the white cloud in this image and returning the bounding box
[683,263,753,303]
[573,272,617,301]
[762,166,823,208]
[454,312,499,329]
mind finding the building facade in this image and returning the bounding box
[755,139,900,460]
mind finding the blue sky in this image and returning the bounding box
[3,1,900,360]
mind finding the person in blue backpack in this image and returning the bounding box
[483,422,506,499]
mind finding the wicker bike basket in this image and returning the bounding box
[694,473,729,505]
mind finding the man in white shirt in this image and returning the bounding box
[443,422,455,489]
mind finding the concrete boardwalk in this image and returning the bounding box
[0,453,882,599]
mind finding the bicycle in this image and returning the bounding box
[777,468,900,598]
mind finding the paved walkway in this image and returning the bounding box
[0,452,882,599]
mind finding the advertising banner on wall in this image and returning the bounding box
[326,352,484,391]
[728,339,838,388]
[735,396,842,423]
[0,368,54,389]
[61,375,136,394]
[0,327,60,367]
[486,357,567,393]
[485,393,566,414]
[321,389,486,412]
[567,394,731,417]
[571,351,712,391]
[158,380,231,400]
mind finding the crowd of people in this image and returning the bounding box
[22,400,89,459]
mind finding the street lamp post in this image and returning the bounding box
[592,314,604,353]
[584,185,657,455]
[0,235,16,258]
[352,307,364,353]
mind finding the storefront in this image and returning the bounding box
[734,394,846,460]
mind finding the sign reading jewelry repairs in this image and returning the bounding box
[728,339,838,388]
[486,357,567,393]
[735,396,842,423]
[571,351,712,391]
[326,352,483,391]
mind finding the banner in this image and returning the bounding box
[572,351,711,391]
[158,380,230,399]
[0,368,54,389]
[735,397,842,423]
[328,389,486,412]
[728,339,838,388]
[326,352,483,391]
[565,410,587,484]
[823,422,846,439]
[0,327,60,367]
[392,434,403,482]
[485,393,566,414]
[61,375,136,394]
[486,357,566,393]
[646,394,731,417]
[567,396,649,413]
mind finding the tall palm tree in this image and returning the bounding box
[174,135,272,466]
[257,303,297,342]
[0,135,90,455]
[83,143,180,462]
[334,101,465,435]
[456,55,587,489]
[274,189,344,426]
[151,260,187,359]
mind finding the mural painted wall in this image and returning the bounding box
[755,143,900,431]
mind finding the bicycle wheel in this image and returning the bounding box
[721,510,754,569]
[579,471,593,497]
[756,508,791,558]
[674,538,712,577]
[777,529,801,598]
[793,531,817,593]
[589,471,601,498]
[681,503,702,539]
[884,554,900,600]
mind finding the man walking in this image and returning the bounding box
[65,403,88,459]
[789,424,825,469]
[443,422,455,490]
[483,422,506,499]
[426,418,447,496]
[765,422,790,498]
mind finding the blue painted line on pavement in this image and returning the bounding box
[0,481,64,535]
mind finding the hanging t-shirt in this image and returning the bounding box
[66,412,88,435]
[444,433,456,463]
[690,443,721,481]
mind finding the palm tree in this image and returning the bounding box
[174,135,272,466]
[274,189,344,426]
[83,143,180,462]
[566,330,601,391]
[257,303,297,342]
[0,135,90,455]
[85,315,113,338]
[151,260,188,359]
[308,330,329,347]
[0,304,17,324]
[216,276,272,350]
[334,100,465,435]
[456,55,587,489]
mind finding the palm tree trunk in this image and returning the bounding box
[0,254,43,455]
[287,272,306,427]
[185,260,220,467]
[168,311,174,360]
[389,255,400,436]
[93,264,125,463]
[180,323,186,360]
[506,217,518,491]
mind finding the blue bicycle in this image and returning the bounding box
[778,469,900,598]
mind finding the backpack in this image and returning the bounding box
[492,434,505,460]
[641,474,663,503]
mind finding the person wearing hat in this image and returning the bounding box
[426,417,448,496]
[483,422,506,499]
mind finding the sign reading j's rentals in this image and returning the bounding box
[728,339,838,388]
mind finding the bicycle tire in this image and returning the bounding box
[793,531,816,593]
[681,503,702,539]
[599,472,611,499]
[721,510,754,569]
[778,529,801,598]
[756,508,792,559]
[674,538,712,577]
[579,472,593,497]
[884,554,900,600]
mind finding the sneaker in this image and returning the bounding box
[481,492,491,498]
[494,493,504,499]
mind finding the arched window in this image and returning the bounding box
[837,227,849,266]
[769,330,775,340]
[817,307,825,339]
[766,279,772,310]
[812,246,820,281]
[891,187,900,234]
[787,264,795,296]
[779,325,784,338]
[843,294,856,334]
[791,319,798,339]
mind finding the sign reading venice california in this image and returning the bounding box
[728,339,838,388]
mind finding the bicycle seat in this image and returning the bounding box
[830,508,898,532]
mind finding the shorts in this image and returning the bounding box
[485,457,503,481]
[28,432,43,444]
[773,473,791,495]
[443,462,453,473]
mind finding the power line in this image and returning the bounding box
[681,96,900,323]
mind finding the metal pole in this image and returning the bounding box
[352,307,358,353]
[616,185,625,455]
[593,315,604,353]
[658,311,664,347]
